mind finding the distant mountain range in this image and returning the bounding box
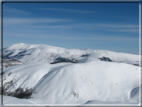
[2,43,141,67]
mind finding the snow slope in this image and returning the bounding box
[1,61,140,105]
[0,59,22,68]
[3,43,140,64]
[1,43,141,105]
[0,95,45,107]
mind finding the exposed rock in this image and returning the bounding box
[50,57,77,64]
[0,59,22,68]
[98,57,112,62]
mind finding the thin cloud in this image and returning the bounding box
[3,5,30,14]
[3,16,139,35]
[28,22,139,32]
[41,8,97,13]
[71,23,139,29]
[30,25,71,29]
[67,23,139,33]
[3,15,138,33]
[4,30,138,43]
[3,18,74,25]
[97,23,139,28]
[97,23,139,33]
[105,29,139,32]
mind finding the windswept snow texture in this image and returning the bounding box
[3,43,140,65]
[2,61,140,104]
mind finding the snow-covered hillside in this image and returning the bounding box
[1,43,141,106]
[1,61,140,105]
[0,59,22,68]
[3,43,140,65]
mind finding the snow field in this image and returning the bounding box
[1,61,140,104]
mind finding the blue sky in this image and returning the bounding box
[3,3,139,54]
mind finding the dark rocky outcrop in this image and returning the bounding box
[50,57,77,64]
[98,57,112,62]
[1,59,22,68]
[81,54,90,57]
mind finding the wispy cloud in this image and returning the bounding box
[4,30,138,43]
[97,23,139,28]
[69,23,139,33]
[28,22,139,33]
[41,8,97,13]
[3,5,30,14]
[30,25,71,29]
[100,24,139,33]
[105,29,139,32]
[3,13,138,33]
[3,18,74,25]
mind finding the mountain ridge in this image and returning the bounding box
[5,43,139,55]
[3,43,140,64]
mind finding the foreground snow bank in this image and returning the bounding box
[32,61,140,104]
[0,95,46,107]
[1,61,140,105]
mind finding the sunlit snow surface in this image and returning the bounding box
[0,43,141,106]
[1,61,141,105]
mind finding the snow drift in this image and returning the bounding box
[1,61,140,104]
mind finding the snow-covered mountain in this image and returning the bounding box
[1,43,141,105]
[3,43,140,65]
